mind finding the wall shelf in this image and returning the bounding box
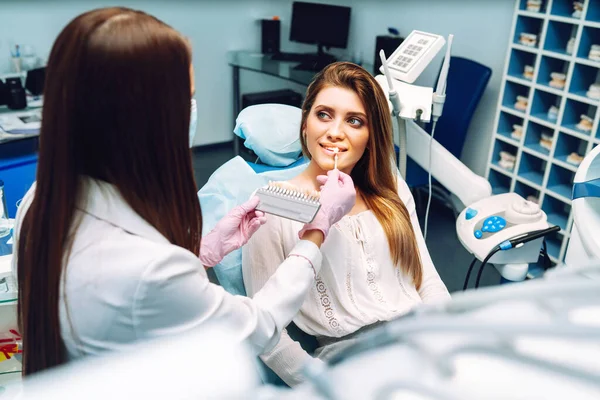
[497,110,526,143]
[587,0,600,22]
[569,62,600,99]
[577,25,600,60]
[537,54,570,91]
[542,48,572,61]
[489,169,513,195]
[491,139,520,173]
[509,48,539,82]
[560,98,597,134]
[503,80,532,113]
[547,162,576,198]
[519,0,548,14]
[531,88,562,123]
[544,20,578,56]
[525,119,555,155]
[550,0,583,20]
[514,15,545,49]
[518,151,548,186]
[529,114,558,129]
[542,193,571,231]
[554,130,589,164]
[515,180,542,203]
[487,0,600,263]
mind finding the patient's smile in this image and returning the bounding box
[305,86,369,174]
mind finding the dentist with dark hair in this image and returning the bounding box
[13,7,356,376]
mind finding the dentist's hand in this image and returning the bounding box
[200,196,267,267]
[298,169,356,240]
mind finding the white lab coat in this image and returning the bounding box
[12,178,322,360]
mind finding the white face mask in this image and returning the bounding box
[189,98,198,147]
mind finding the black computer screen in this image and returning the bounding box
[290,2,351,49]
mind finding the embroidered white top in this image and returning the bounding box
[242,177,451,386]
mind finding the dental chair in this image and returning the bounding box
[198,104,307,295]
[198,103,316,386]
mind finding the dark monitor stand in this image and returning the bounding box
[293,43,338,72]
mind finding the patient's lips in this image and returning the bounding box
[319,142,348,155]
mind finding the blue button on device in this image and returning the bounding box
[482,216,507,233]
[465,208,478,220]
[474,230,483,239]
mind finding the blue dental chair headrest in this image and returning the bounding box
[234,103,303,168]
[199,104,331,386]
[198,104,308,295]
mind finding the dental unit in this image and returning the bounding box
[376,31,560,286]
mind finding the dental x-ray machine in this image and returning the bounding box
[377,31,560,286]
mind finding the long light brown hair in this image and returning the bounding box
[300,62,423,288]
[17,7,201,375]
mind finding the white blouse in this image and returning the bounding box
[242,177,451,386]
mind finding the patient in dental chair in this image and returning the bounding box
[242,62,451,387]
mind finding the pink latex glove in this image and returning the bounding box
[299,169,356,239]
[200,196,267,267]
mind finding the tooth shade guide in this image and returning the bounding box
[256,181,323,223]
[267,181,321,200]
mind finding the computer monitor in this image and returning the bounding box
[290,1,351,58]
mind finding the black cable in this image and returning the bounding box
[474,246,502,289]
[542,239,551,270]
[474,226,560,288]
[542,238,547,253]
[462,258,479,291]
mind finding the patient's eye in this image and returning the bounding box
[348,117,363,127]
[317,111,330,120]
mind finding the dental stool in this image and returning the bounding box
[197,104,317,386]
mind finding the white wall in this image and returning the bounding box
[265,0,517,175]
[0,0,285,146]
[346,0,516,175]
[0,0,516,174]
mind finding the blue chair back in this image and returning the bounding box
[246,156,307,174]
[405,56,492,188]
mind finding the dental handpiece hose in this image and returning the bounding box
[498,225,561,250]
[473,225,561,289]
[379,49,405,178]
[424,34,452,240]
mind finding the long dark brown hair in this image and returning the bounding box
[300,62,423,288]
[17,7,201,375]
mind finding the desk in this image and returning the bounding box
[227,51,373,155]
[0,72,41,144]
[0,105,40,145]
[0,105,39,219]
